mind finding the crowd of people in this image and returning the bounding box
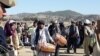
[29,19,98,56]
[0,0,100,56]
[0,18,100,56]
[1,18,97,56]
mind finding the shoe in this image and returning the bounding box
[67,51,70,53]
[65,50,68,53]
[74,49,76,53]
[34,55,36,56]
[84,54,89,56]
[74,51,76,53]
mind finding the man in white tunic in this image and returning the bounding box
[92,20,100,56]
[32,20,54,56]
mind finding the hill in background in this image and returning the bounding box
[4,10,100,22]
[37,10,82,17]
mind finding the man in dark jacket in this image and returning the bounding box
[67,21,79,53]
[77,21,84,47]
[48,21,61,56]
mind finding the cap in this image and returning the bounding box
[55,20,58,23]
[84,19,91,24]
[0,0,15,8]
[34,19,38,23]
[9,20,15,24]
[38,20,45,25]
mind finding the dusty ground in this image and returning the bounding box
[18,46,85,56]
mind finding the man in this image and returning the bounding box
[16,23,24,47]
[48,21,61,39]
[31,20,38,56]
[29,20,38,41]
[84,19,92,56]
[67,21,79,53]
[32,20,54,56]
[48,21,61,56]
[92,20,100,56]
[0,0,15,56]
[77,21,84,47]
[59,22,66,36]
[22,23,29,45]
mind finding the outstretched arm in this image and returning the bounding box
[45,28,54,43]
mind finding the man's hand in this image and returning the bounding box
[31,47,36,50]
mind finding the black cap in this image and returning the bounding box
[34,19,38,24]
[38,20,45,25]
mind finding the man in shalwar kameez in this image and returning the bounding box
[32,20,54,56]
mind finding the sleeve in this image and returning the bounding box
[76,26,79,37]
[45,28,54,42]
[65,27,69,35]
[31,29,36,47]
[0,27,7,48]
[56,25,61,34]
[84,27,89,36]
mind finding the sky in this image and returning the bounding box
[6,0,100,15]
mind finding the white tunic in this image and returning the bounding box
[31,27,54,56]
[37,28,53,56]
[92,34,100,56]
